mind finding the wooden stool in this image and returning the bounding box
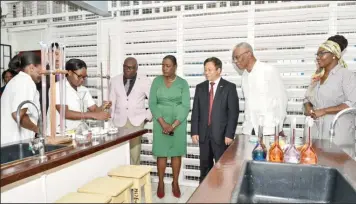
[55,192,112,203]
[108,165,152,203]
[77,177,133,203]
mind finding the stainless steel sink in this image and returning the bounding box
[231,161,356,203]
[1,143,67,165]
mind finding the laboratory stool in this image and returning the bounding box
[77,177,133,203]
[55,192,112,203]
[108,165,152,203]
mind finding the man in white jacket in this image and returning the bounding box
[110,57,152,165]
[232,42,288,146]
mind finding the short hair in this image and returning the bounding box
[124,57,138,68]
[204,57,222,70]
[65,58,87,71]
[234,42,254,54]
[163,55,177,66]
[2,69,18,81]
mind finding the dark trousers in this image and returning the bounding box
[199,126,227,183]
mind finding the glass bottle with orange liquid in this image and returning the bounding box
[299,116,310,153]
[300,117,318,164]
[268,123,284,163]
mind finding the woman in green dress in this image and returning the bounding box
[149,55,190,199]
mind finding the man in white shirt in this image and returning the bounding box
[110,57,152,165]
[232,42,288,144]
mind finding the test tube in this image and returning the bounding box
[105,36,112,130]
[107,35,111,101]
[59,43,66,137]
[100,62,104,105]
[40,42,48,137]
[50,42,57,138]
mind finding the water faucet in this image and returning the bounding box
[329,107,356,142]
[16,100,47,161]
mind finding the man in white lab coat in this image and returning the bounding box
[109,57,152,165]
[232,42,288,144]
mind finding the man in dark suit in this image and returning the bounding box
[191,57,239,183]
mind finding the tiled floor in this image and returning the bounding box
[151,182,197,203]
[137,182,197,203]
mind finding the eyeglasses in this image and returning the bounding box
[232,51,250,62]
[315,51,332,57]
[123,64,136,71]
[71,70,87,80]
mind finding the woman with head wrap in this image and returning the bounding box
[303,35,356,155]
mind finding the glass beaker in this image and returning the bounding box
[89,120,103,138]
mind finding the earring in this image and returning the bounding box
[333,57,335,59]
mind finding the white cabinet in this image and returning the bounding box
[1,141,130,203]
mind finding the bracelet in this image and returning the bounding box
[171,124,176,129]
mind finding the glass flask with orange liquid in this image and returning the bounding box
[298,116,313,152]
[300,117,318,164]
[268,124,284,163]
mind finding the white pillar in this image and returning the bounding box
[176,13,184,77]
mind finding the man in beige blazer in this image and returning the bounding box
[109,57,152,165]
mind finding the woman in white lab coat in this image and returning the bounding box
[1,52,42,145]
[46,58,111,135]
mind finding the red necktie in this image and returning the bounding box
[208,82,215,125]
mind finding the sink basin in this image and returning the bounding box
[231,161,356,203]
[1,143,67,165]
